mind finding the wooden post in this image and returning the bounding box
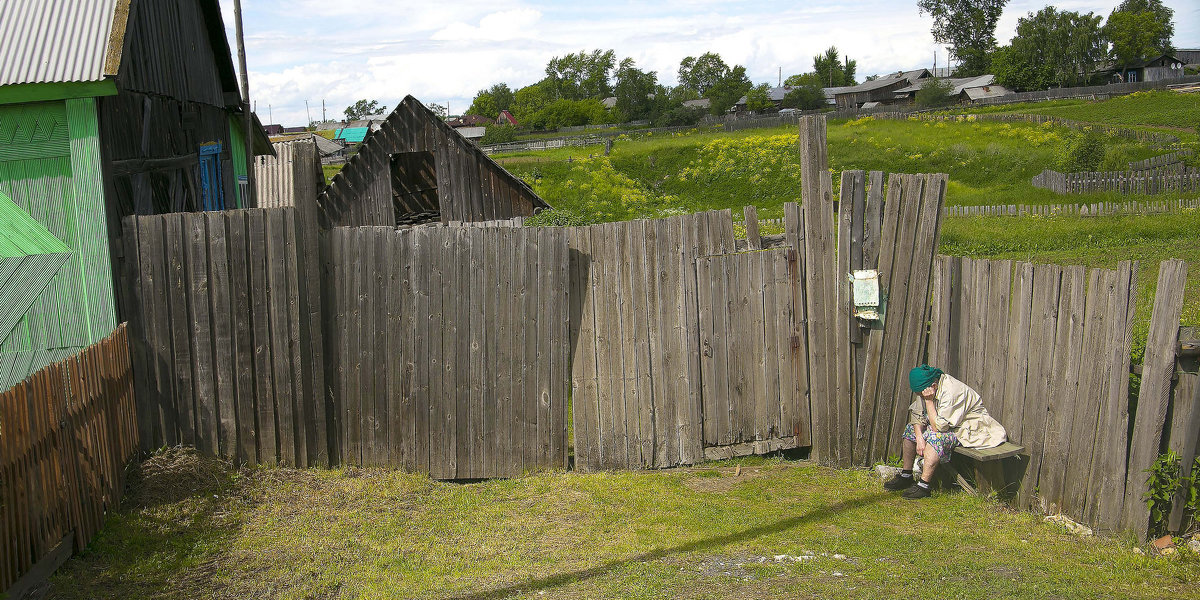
[743,205,761,250]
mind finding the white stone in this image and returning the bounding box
[1043,514,1093,537]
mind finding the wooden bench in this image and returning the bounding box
[948,442,1025,497]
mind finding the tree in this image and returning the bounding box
[427,103,448,119]
[545,49,616,100]
[613,58,659,121]
[812,47,857,87]
[784,72,822,87]
[704,65,752,115]
[917,0,1009,76]
[677,52,734,95]
[1106,0,1175,73]
[781,84,825,110]
[510,81,553,123]
[744,83,774,112]
[466,91,499,119]
[915,78,957,107]
[992,7,1105,91]
[487,83,514,113]
[344,99,386,120]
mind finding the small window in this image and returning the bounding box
[390,151,439,225]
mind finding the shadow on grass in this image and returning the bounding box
[448,491,892,600]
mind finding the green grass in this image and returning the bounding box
[956,90,1200,133]
[500,115,1186,224]
[49,449,1200,599]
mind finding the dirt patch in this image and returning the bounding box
[680,466,772,493]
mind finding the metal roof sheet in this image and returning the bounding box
[0,0,127,87]
[0,189,71,258]
[334,127,369,144]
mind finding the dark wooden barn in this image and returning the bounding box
[318,96,550,227]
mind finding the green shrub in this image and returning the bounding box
[1059,132,1106,171]
[915,79,956,108]
[524,208,593,227]
[480,125,518,145]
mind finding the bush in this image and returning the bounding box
[781,85,825,110]
[1060,132,1106,171]
[915,79,956,108]
[480,125,518,145]
[524,208,593,227]
[653,106,705,127]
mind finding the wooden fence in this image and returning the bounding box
[0,324,137,592]
[926,257,1198,538]
[944,198,1200,218]
[327,226,569,478]
[1129,149,1192,172]
[122,207,327,467]
[1032,167,1200,195]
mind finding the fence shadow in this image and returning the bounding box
[447,491,891,600]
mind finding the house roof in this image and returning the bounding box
[894,75,995,96]
[448,114,493,128]
[0,0,129,87]
[964,85,1012,100]
[334,126,370,144]
[0,190,70,258]
[735,86,799,106]
[682,98,711,109]
[497,110,519,126]
[836,69,931,96]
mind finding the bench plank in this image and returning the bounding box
[954,442,1024,462]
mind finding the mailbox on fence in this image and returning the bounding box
[849,269,884,325]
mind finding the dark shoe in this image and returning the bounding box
[902,483,932,499]
[884,474,915,491]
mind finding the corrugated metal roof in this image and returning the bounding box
[254,138,325,209]
[0,189,71,257]
[334,127,369,144]
[0,0,128,87]
[965,85,1013,100]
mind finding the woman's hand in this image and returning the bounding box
[916,437,927,456]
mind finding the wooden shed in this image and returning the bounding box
[319,96,550,227]
[0,0,271,389]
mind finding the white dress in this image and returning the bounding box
[908,373,1008,449]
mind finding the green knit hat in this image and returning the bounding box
[908,365,943,393]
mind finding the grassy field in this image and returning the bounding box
[500,115,1188,224]
[48,449,1200,600]
[952,90,1200,133]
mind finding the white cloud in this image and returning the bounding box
[432,9,543,42]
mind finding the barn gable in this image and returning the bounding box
[319,96,550,228]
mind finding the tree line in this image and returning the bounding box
[919,0,1178,91]
[465,46,860,133]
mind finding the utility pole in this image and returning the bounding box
[306,100,311,127]
[778,67,781,87]
[322,99,326,123]
[269,104,273,124]
[234,0,254,207]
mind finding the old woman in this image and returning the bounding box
[883,365,1007,499]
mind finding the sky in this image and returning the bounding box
[220,1,1200,127]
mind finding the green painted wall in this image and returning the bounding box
[230,122,248,208]
[0,98,117,386]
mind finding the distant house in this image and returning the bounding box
[319,96,550,227]
[822,85,854,106]
[733,86,797,112]
[270,132,347,162]
[334,126,370,145]
[497,110,519,126]
[1114,54,1185,83]
[1177,49,1200,65]
[833,69,932,109]
[447,114,494,128]
[892,74,1012,104]
[0,0,272,389]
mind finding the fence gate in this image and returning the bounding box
[697,247,808,459]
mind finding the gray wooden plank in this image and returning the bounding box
[835,171,858,462]
[783,202,811,449]
[184,214,215,455]
[1016,264,1063,510]
[224,212,257,465]
[1062,268,1109,518]
[550,227,571,469]
[743,205,761,250]
[568,226,599,470]
[467,228,485,477]
[758,249,779,440]
[519,226,536,472]
[203,212,238,460]
[162,215,195,449]
[999,262,1035,446]
[453,227,471,476]
[1122,259,1188,536]
[1168,367,1200,532]
[247,212,278,464]
[266,210,297,466]
[1039,265,1087,515]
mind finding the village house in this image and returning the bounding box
[0,0,272,388]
